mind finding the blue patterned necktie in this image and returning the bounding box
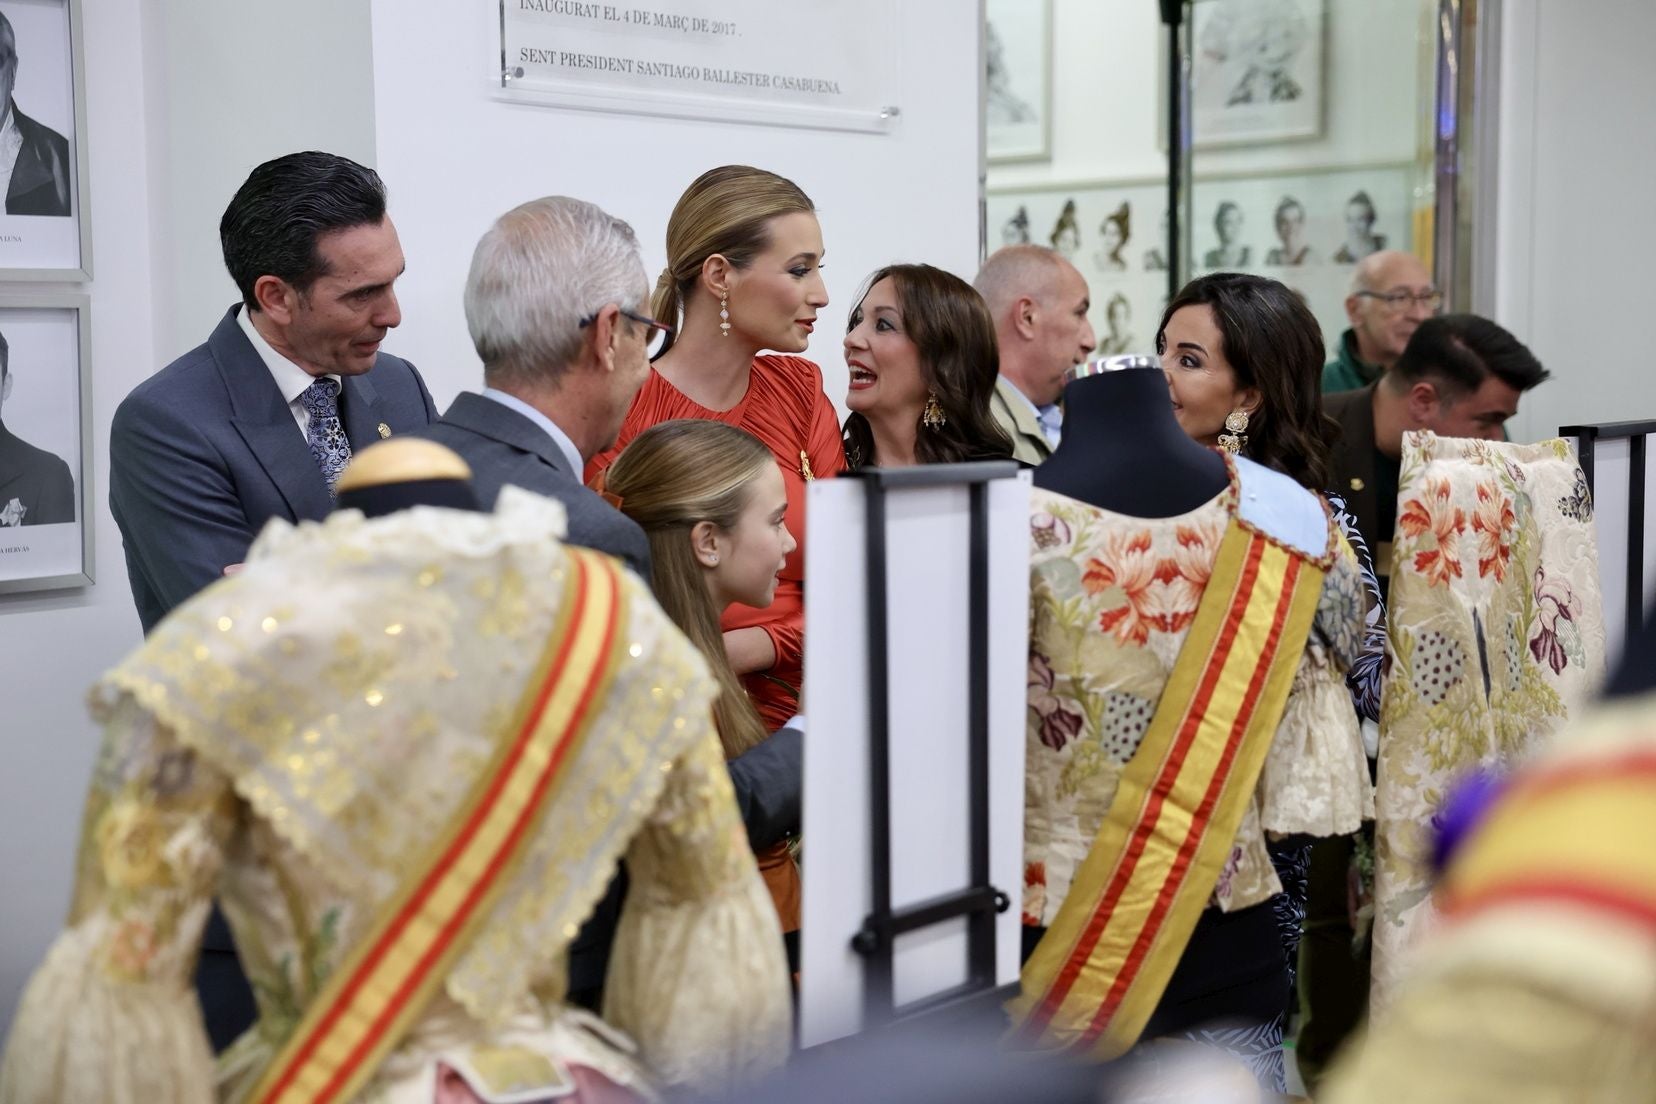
[300,378,351,494]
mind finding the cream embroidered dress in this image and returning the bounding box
[0,488,791,1103]
[1371,433,1605,1009]
[1022,475,1373,928]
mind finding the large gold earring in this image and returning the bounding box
[1218,410,1249,453]
[922,392,947,430]
[719,292,730,338]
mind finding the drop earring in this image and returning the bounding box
[719,292,731,338]
[1218,410,1249,453]
[922,392,947,430]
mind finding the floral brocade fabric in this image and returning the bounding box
[1022,482,1374,930]
[1370,433,1605,1010]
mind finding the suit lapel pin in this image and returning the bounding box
[377,422,392,439]
[1349,477,1365,492]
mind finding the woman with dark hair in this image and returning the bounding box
[841,264,1014,469]
[1157,271,1385,1089]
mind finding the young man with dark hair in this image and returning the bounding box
[1324,312,1549,564]
[110,151,437,635]
[108,153,438,1050]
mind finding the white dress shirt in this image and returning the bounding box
[0,105,24,206]
[480,388,584,476]
[236,306,341,435]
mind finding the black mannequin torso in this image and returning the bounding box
[1034,368,1229,517]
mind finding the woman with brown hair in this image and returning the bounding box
[587,165,844,734]
[841,263,1013,469]
[601,419,803,964]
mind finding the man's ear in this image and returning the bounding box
[1405,379,1442,425]
[1343,293,1363,328]
[1011,295,1040,341]
[252,276,298,326]
[689,519,721,567]
[586,304,622,373]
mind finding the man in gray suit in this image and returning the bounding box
[419,195,802,1002]
[108,152,437,1049]
[416,195,654,575]
[111,152,437,635]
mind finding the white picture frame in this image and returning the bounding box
[0,291,92,593]
[985,0,1051,163]
[0,0,91,280]
[1189,0,1325,149]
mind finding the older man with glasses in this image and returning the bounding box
[416,194,665,578]
[414,196,804,1015]
[1322,250,1441,394]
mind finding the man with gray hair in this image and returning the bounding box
[1322,249,1439,393]
[419,195,804,1012]
[0,10,71,216]
[416,195,660,576]
[974,244,1096,465]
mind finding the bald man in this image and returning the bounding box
[1321,250,1440,394]
[974,245,1096,465]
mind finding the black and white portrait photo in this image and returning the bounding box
[0,0,87,277]
[985,0,1051,162]
[1190,0,1324,148]
[1094,202,1130,273]
[0,297,90,591]
[1265,194,1314,267]
[1333,189,1387,263]
[1203,200,1254,268]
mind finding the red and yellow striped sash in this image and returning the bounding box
[1442,748,1656,932]
[1009,521,1324,1060]
[249,548,628,1104]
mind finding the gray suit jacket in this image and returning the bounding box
[413,391,651,578]
[110,306,439,634]
[990,377,1054,467]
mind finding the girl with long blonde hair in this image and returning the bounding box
[601,420,802,949]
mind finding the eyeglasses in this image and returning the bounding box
[579,306,674,347]
[1355,289,1444,312]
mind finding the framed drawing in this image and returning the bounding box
[0,292,91,593]
[985,0,1051,163]
[0,0,90,279]
[1190,0,1324,149]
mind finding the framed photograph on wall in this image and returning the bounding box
[985,0,1051,163]
[0,292,92,593]
[0,0,90,279]
[1189,0,1324,149]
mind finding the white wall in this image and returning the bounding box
[369,0,982,415]
[0,0,166,1031]
[1495,0,1656,445]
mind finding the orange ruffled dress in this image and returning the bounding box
[588,355,845,934]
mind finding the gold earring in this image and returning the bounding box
[1218,410,1249,453]
[922,392,947,430]
[719,293,730,338]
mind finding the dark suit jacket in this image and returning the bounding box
[110,306,438,634]
[0,420,74,524]
[413,391,651,577]
[6,103,72,217]
[1324,382,1383,555]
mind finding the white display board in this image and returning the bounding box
[799,468,1031,1048]
[497,0,899,132]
